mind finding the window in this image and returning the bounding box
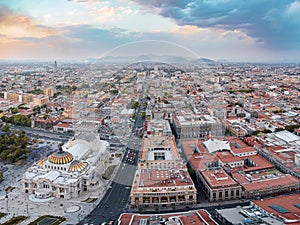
[212,192,216,199]
[219,192,223,199]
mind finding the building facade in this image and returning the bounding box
[130,168,197,207]
[172,114,223,139]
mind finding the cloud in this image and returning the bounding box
[0,3,294,61]
[135,0,300,50]
[0,5,58,40]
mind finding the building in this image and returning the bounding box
[192,155,242,202]
[118,209,218,225]
[144,119,172,136]
[253,194,300,224]
[53,122,74,133]
[130,168,197,207]
[139,135,183,170]
[44,87,56,97]
[216,204,285,225]
[172,113,223,139]
[131,132,197,207]
[31,115,58,129]
[32,95,49,107]
[22,136,109,199]
[4,91,33,103]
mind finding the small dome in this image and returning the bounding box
[68,160,87,172]
[37,159,45,167]
[48,150,73,164]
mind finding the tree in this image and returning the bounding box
[188,168,195,176]
[141,111,146,119]
[11,108,18,114]
[275,127,285,132]
[133,101,140,109]
[1,124,10,133]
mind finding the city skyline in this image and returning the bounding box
[1,0,300,62]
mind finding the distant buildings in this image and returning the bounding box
[44,87,56,97]
[4,91,33,103]
[3,91,49,107]
[32,95,49,107]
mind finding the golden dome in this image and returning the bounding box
[68,160,87,172]
[48,150,73,164]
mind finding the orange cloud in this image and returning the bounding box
[0,7,58,41]
[172,25,208,34]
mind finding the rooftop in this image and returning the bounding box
[201,168,239,189]
[254,194,300,224]
[132,168,195,191]
[118,210,218,225]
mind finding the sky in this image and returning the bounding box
[0,0,300,62]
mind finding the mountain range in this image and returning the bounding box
[95,54,218,64]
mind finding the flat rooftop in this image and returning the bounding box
[132,168,195,191]
[233,172,299,192]
[118,209,218,225]
[201,168,239,189]
[141,135,180,161]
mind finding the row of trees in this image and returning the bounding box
[1,114,31,127]
[0,126,29,163]
[275,124,300,132]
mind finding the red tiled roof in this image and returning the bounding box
[241,154,274,172]
[54,123,71,128]
[118,209,218,225]
[254,194,300,224]
[201,169,239,189]
[242,174,299,191]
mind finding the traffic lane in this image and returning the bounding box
[80,164,136,224]
[79,117,141,224]
[87,183,130,224]
[97,163,135,213]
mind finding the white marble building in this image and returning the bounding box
[22,136,109,199]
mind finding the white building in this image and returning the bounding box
[22,136,109,199]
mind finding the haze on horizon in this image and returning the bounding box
[1,0,300,63]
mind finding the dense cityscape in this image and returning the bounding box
[1,0,300,225]
[0,60,299,225]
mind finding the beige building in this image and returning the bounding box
[138,135,183,170]
[196,168,242,201]
[32,95,49,107]
[172,114,223,139]
[44,87,56,97]
[131,133,197,207]
[130,168,197,207]
[4,91,33,103]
